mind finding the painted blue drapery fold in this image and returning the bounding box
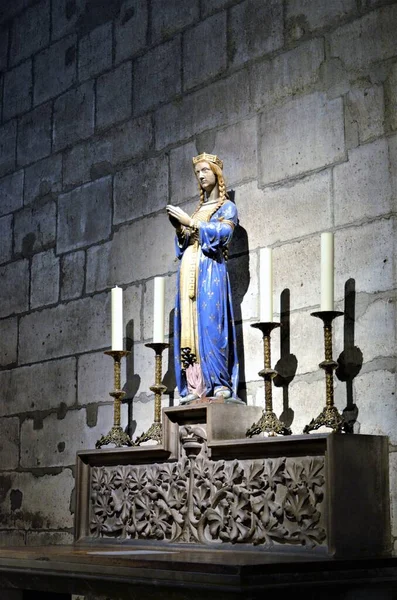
[173,200,239,399]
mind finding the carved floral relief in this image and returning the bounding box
[89,445,326,548]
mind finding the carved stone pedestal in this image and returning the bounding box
[75,404,391,559]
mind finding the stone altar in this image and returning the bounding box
[75,403,391,559]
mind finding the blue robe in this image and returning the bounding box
[173,200,239,399]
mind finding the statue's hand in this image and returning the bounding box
[166,205,192,228]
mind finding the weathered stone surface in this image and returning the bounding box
[63,115,152,188]
[201,0,239,17]
[390,452,397,537]
[228,251,258,322]
[0,214,12,264]
[51,0,86,41]
[133,37,181,114]
[334,297,396,367]
[110,212,176,285]
[21,405,127,467]
[169,142,199,202]
[115,0,148,64]
[345,85,384,146]
[288,309,326,376]
[0,531,25,546]
[0,171,23,216]
[265,170,331,245]
[237,321,267,383]
[14,199,56,257]
[142,273,176,341]
[385,62,397,133]
[259,92,345,185]
[0,24,8,71]
[3,59,32,120]
[114,155,169,224]
[229,0,283,67]
[0,417,19,470]
[34,35,77,105]
[96,62,132,130]
[57,177,112,254]
[78,22,112,82]
[0,317,17,366]
[53,81,95,152]
[251,38,325,111]
[86,242,111,293]
[124,283,142,341]
[18,293,109,364]
[0,357,76,416]
[135,339,175,402]
[17,102,52,166]
[234,171,331,250]
[335,218,394,296]
[272,236,322,311]
[202,118,258,187]
[0,120,17,177]
[61,251,85,300]
[26,531,74,546]
[271,378,327,436]
[155,70,251,150]
[183,12,226,91]
[329,4,397,71]
[0,260,29,318]
[78,350,127,406]
[334,138,392,226]
[24,154,62,206]
[352,371,396,444]
[0,470,74,529]
[390,133,397,210]
[151,0,199,43]
[286,0,356,38]
[31,250,60,308]
[10,0,50,66]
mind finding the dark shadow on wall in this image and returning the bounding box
[163,308,176,408]
[228,190,250,403]
[273,288,298,429]
[336,278,363,434]
[124,319,141,439]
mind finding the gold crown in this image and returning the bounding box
[192,152,223,170]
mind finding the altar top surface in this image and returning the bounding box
[1,544,397,599]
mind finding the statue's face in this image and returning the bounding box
[194,161,216,194]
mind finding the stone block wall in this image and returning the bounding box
[0,0,396,549]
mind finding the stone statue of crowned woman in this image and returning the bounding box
[166,152,242,405]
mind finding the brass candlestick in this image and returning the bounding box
[134,342,169,446]
[96,350,133,448]
[246,322,292,437]
[304,311,346,434]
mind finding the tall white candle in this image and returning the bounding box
[259,247,273,322]
[320,232,334,311]
[153,276,165,343]
[111,286,123,350]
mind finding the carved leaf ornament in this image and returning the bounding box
[90,440,326,548]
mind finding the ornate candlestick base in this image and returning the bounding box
[134,342,169,446]
[246,322,292,438]
[304,311,347,434]
[96,350,133,449]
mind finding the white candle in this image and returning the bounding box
[153,276,165,343]
[111,286,123,350]
[320,232,334,311]
[259,247,273,322]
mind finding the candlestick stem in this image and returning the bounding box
[134,343,169,446]
[96,350,133,448]
[304,311,347,434]
[246,322,291,437]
